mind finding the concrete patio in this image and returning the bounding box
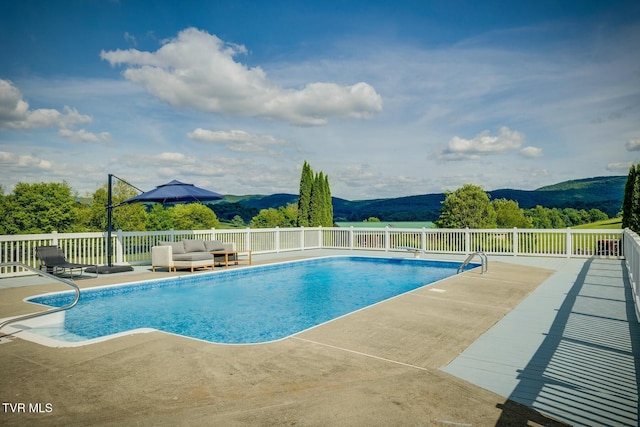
[0,251,637,426]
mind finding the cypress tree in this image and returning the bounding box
[297,161,313,226]
[324,174,333,226]
[622,164,637,229]
[297,161,334,227]
[309,172,323,226]
[632,168,640,233]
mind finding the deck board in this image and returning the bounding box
[443,258,640,426]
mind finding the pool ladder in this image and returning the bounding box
[0,262,81,333]
[457,251,488,274]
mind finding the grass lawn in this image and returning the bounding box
[572,217,622,229]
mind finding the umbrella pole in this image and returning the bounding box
[95,174,133,274]
[107,173,113,267]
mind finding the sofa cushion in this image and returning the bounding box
[183,239,206,253]
[204,240,226,252]
[159,241,185,254]
[173,252,213,262]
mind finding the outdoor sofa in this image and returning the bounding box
[151,239,236,272]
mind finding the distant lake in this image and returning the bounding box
[336,221,436,229]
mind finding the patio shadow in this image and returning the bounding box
[496,259,640,426]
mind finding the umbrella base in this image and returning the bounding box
[87,265,134,274]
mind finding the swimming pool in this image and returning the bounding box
[23,256,475,345]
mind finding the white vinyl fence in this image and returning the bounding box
[623,229,640,321]
[2,226,637,324]
[0,226,625,276]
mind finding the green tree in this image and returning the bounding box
[548,208,566,228]
[492,199,532,228]
[436,184,497,228]
[296,161,333,227]
[622,164,637,229]
[588,209,608,223]
[250,208,285,228]
[622,163,640,232]
[73,201,94,232]
[0,185,12,234]
[526,205,552,228]
[146,204,174,231]
[297,161,313,226]
[323,173,334,226]
[309,171,324,226]
[88,181,147,231]
[170,204,220,230]
[560,208,581,227]
[632,170,640,232]
[280,203,298,227]
[250,204,298,228]
[3,182,80,234]
[230,215,246,228]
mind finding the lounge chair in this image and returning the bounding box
[35,245,97,278]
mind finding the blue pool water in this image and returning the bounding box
[27,257,473,344]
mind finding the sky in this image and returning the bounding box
[1,0,639,201]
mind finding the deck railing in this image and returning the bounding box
[623,229,640,321]
[0,226,626,277]
[2,226,636,324]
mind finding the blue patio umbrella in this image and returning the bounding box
[98,177,224,273]
[120,179,224,205]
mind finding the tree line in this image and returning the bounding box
[0,172,622,235]
[0,181,220,235]
[0,161,335,234]
[435,184,610,229]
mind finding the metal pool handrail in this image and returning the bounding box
[0,262,81,332]
[458,251,488,274]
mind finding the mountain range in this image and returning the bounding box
[215,176,626,222]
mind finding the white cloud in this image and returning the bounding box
[100,28,383,125]
[148,152,194,164]
[439,126,526,161]
[520,146,543,158]
[607,161,635,171]
[0,80,93,130]
[625,138,640,151]
[187,128,288,153]
[2,19,638,200]
[0,79,30,124]
[188,128,272,143]
[0,151,53,169]
[58,128,111,143]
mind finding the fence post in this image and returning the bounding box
[299,226,305,251]
[465,228,470,255]
[52,230,58,245]
[566,227,572,258]
[422,228,427,252]
[275,227,280,253]
[115,229,124,264]
[245,228,250,251]
[349,227,354,250]
[385,226,390,252]
[318,226,323,249]
[513,227,518,257]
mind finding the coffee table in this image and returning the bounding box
[211,250,252,268]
